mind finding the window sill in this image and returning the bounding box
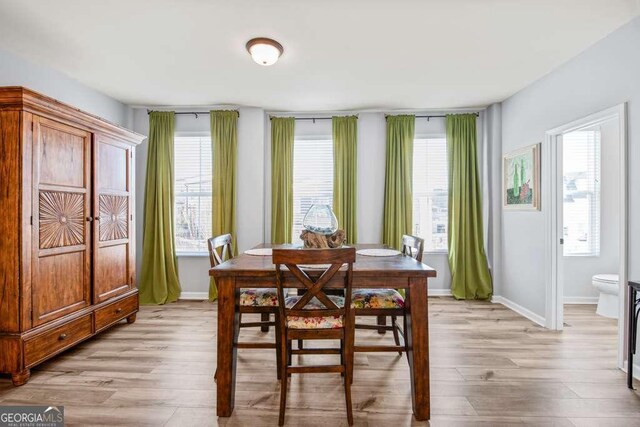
[563,254,600,258]
[176,252,209,258]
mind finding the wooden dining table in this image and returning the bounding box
[210,243,437,421]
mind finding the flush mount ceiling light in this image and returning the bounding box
[246,37,284,66]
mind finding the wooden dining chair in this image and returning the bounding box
[273,247,356,426]
[208,234,281,379]
[352,234,425,355]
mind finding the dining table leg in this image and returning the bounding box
[216,276,239,417]
[405,276,430,421]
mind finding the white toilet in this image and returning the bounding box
[592,274,619,319]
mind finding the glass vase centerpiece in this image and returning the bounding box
[302,204,338,235]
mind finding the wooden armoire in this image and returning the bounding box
[0,87,144,385]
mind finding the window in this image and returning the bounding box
[174,135,212,253]
[292,139,333,243]
[562,127,601,256]
[413,138,448,252]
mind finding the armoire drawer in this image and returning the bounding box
[95,294,138,332]
[25,314,93,367]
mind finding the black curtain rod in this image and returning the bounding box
[269,112,479,123]
[389,113,480,120]
[415,113,479,119]
[146,110,239,118]
[269,116,350,122]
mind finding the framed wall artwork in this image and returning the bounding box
[503,143,541,210]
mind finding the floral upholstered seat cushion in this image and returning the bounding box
[284,295,345,329]
[351,289,405,309]
[239,288,278,307]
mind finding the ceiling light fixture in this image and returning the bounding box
[246,37,284,66]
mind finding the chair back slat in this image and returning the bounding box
[402,234,425,262]
[273,248,356,265]
[208,233,234,268]
[287,262,344,310]
[273,248,356,327]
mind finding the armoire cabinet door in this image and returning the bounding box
[31,116,92,326]
[93,134,134,303]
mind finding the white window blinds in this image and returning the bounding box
[562,127,601,256]
[174,135,212,253]
[413,138,448,252]
[292,139,334,243]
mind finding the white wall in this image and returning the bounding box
[0,48,132,127]
[356,113,386,244]
[562,119,620,300]
[132,107,265,296]
[237,109,266,253]
[500,16,640,317]
[484,104,503,297]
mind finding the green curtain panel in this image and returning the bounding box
[271,117,295,243]
[382,115,415,250]
[332,116,358,244]
[209,110,239,301]
[139,112,182,305]
[446,114,493,300]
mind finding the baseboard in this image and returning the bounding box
[563,296,598,304]
[491,295,546,327]
[179,292,209,300]
[428,288,452,296]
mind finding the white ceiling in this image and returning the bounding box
[0,0,638,111]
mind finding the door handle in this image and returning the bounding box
[94,216,101,221]
[86,217,93,222]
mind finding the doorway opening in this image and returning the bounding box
[546,104,627,370]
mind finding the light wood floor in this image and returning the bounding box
[1,298,639,426]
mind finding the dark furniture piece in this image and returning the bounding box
[273,247,356,426]
[211,243,436,421]
[0,87,144,385]
[628,280,640,389]
[354,235,425,355]
[207,234,281,379]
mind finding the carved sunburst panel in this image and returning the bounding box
[39,191,85,249]
[99,194,128,241]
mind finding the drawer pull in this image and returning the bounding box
[115,307,123,314]
[58,333,68,341]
